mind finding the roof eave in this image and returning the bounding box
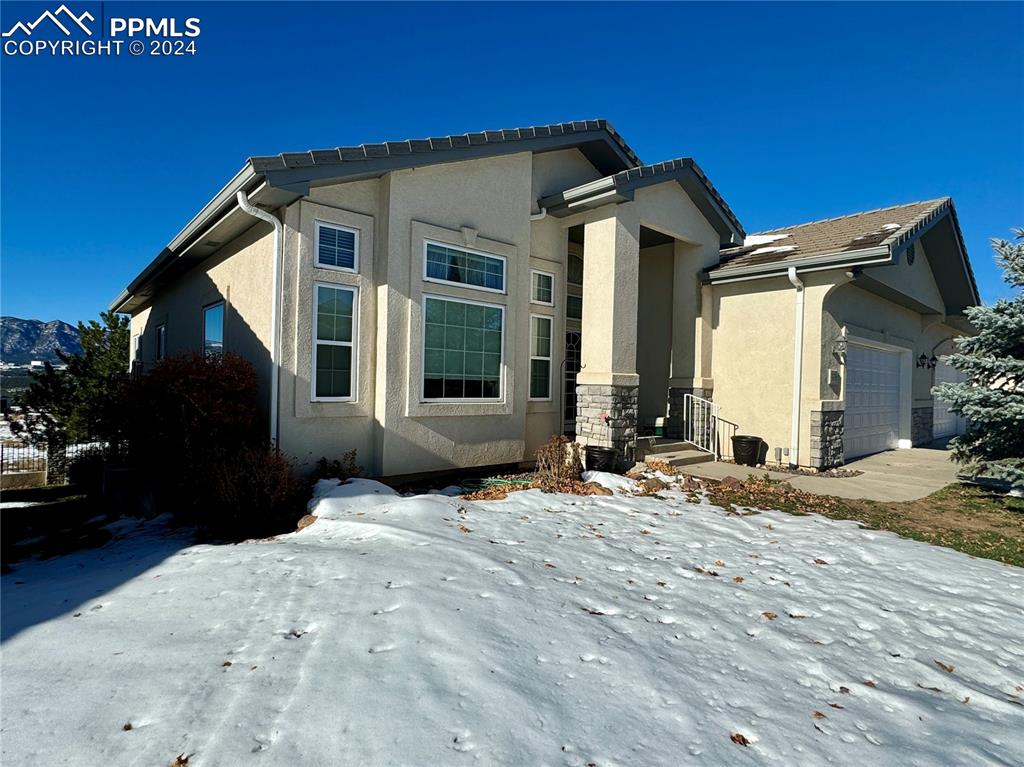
[706,246,893,283]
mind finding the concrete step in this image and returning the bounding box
[642,439,692,455]
[645,448,715,467]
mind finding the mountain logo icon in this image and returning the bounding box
[2,4,94,38]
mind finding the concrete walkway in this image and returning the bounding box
[678,447,961,502]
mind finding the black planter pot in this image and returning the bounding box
[585,445,620,473]
[731,435,765,467]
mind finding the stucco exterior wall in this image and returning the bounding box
[128,221,276,406]
[864,238,946,313]
[276,178,382,472]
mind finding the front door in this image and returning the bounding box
[563,331,582,435]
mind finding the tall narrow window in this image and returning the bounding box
[156,324,167,361]
[567,252,584,285]
[423,295,503,400]
[203,302,224,357]
[424,241,505,292]
[316,221,359,272]
[529,315,552,400]
[531,270,555,306]
[566,294,583,320]
[313,284,357,400]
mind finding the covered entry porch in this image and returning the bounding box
[538,159,744,459]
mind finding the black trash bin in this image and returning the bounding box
[585,445,620,473]
[732,435,764,467]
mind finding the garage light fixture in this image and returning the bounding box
[916,353,937,369]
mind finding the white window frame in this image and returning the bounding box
[311,282,359,403]
[155,324,166,361]
[203,301,225,357]
[315,220,360,274]
[422,239,507,295]
[530,269,555,306]
[529,314,553,401]
[421,293,505,403]
[131,333,140,360]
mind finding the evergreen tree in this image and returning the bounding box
[933,228,1024,487]
[14,311,129,447]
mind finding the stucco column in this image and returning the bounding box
[666,243,714,438]
[575,204,640,455]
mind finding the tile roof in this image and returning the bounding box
[248,119,642,173]
[714,198,952,272]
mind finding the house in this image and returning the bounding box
[111,120,978,477]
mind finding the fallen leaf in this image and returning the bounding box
[544,563,556,569]
[961,696,970,704]
[122,722,133,731]
[733,576,744,584]
[170,755,191,767]
[934,660,955,673]
[730,733,750,747]
[788,613,808,619]
[656,581,667,587]
[812,711,826,720]
[715,560,725,567]
[813,558,829,565]
[222,661,232,667]
[839,686,851,694]
[761,612,778,621]
[863,680,877,688]
[583,608,605,616]
[917,683,942,693]
[828,703,845,709]
[458,525,472,534]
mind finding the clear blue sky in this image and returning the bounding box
[2,1,1022,324]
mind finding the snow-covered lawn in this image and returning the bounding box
[3,474,1023,766]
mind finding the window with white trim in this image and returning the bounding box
[203,302,224,357]
[155,324,166,361]
[529,315,552,400]
[423,295,503,400]
[313,284,357,400]
[315,221,359,272]
[531,270,554,305]
[424,241,505,292]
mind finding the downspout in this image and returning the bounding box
[236,191,283,450]
[530,207,547,222]
[787,267,805,468]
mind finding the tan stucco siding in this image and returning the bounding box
[823,283,964,404]
[378,152,535,476]
[129,222,275,403]
[276,179,381,473]
[861,238,945,313]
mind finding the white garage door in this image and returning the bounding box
[933,361,966,438]
[845,344,902,459]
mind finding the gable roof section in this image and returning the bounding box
[537,158,745,246]
[709,197,980,312]
[250,120,642,195]
[111,120,645,313]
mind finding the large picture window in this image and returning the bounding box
[316,221,359,272]
[424,241,505,293]
[313,283,357,400]
[529,315,552,400]
[203,302,224,357]
[423,295,503,400]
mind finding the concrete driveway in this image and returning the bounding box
[681,446,961,502]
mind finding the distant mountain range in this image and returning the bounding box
[1,317,82,364]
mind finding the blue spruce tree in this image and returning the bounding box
[933,228,1024,488]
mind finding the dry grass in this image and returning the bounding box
[704,475,1024,567]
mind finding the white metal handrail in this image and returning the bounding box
[682,393,720,460]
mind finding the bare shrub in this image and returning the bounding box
[312,450,362,483]
[534,435,583,491]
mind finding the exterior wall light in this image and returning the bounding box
[916,354,937,369]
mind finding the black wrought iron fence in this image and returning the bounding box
[0,442,109,485]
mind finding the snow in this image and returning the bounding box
[743,233,791,247]
[748,245,798,256]
[581,470,640,494]
[881,223,902,231]
[2,476,1022,766]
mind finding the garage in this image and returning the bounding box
[933,361,967,438]
[844,344,903,459]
